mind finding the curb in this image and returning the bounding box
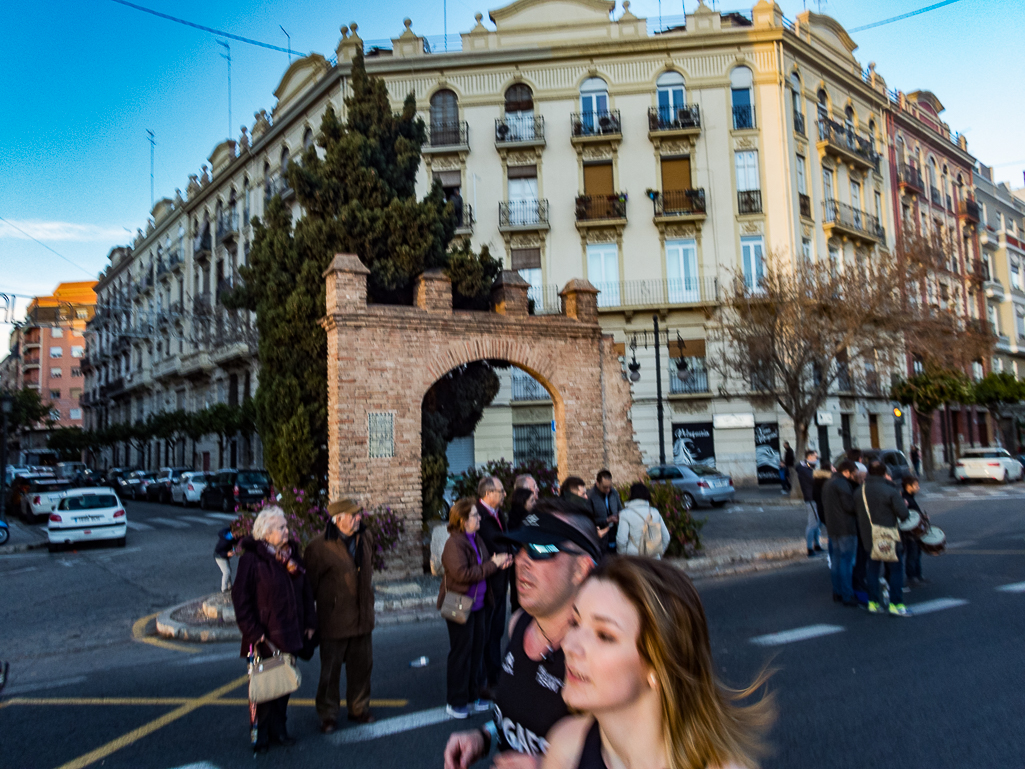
[0,541,48,555]
[156,598,242,643]
[679,545,811,580]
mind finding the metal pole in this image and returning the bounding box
[146,130,155,210]
[653,314,666,465]
[219,42,232,140]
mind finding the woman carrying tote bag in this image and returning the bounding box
[437,498,512,719]
[232,507,317,754]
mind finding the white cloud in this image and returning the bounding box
[0,219,128,243]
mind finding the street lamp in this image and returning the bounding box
[627,315,688,467]
[0,394,13,523]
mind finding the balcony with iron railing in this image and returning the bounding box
[646,105,701,136]
[669,357,710,395]
[193,229,212,259]
[167,246,182,269]
[264,174,293,203]
[898,163,924,195]
[217,211,240,242]
[511,373,550,402]
[595,277,720,309]
[575,194,627,225]
[571,110,622,141]
[823,199,884,242]
[793,111,806,136]
[424,121,469,151]
[732,105,756,130]
[929,187,943,208]
[799,193,811,219]
[738,189,762,215]
[453,204,474,235]
[816,119,879,171]
[495,115,545,146]
[959,198,980,223]
[498,199,550,231]
[652,189,706,220]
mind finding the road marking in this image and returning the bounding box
[148,517,189,529]
[125,521,154,531]
[204,513,237,522]
[907,597,969,615]
[0,676,88,698]
[131,612,199,654]
[749,624,845,647]
[180,516,220,525]
[946,540,977,549]
[180,651,241,665]
[329,705,456,744]
[53,674,249,769]
[167,764,220,769]
[996,581,1025,593]
[3,695,408,709]
[4,565,39,575]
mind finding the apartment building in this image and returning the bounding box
[87,0,945,482]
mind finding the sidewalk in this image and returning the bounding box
[0,517,48,554]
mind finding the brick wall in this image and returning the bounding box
[323,254,645,576]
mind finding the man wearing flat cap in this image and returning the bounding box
[304,497,376,733]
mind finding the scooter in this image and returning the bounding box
[0,517,8,546]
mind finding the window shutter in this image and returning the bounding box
[508,164,537,180]
[660,157,691,191]
[511,248,541,270]
[583,163,614,195]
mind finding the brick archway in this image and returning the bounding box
[322,254,643,574]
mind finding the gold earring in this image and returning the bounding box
[649,673,657,689]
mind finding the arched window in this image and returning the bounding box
[263,161,271,199]
[243,178,251,225]
[430,89,459,146]
[215,200,224,240]
[928,157,938,196]
[503,84,535,141]
[302,127,314,152]
[844,106,855,146]
[817,89,828,120]
[656,71,686,126]
[730,67,754,129]
[790,72,804,133]
[229,188,238,229]
[280,146,290,173]
[578,77,610,134]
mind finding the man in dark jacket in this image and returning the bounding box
[586,469,623,554]
[304,497,376,732]
[822,460,859,606]
[796,450,823,556]
[855,461,911,616]
[475,476,509,698]
[779,441,795,493]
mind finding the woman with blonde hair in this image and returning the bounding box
[544,556,774,769]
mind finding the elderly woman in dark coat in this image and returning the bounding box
[232,507,317,754]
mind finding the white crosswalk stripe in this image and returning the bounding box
[147,517,190,529]
[204,513,238,521]
[125,520,154,531]
[749,624,844,647]
[906,597,969,615]
[180,516,221,525]
[996,581,1025,593]
[329,706,456,744]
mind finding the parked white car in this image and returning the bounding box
[47,487,127,551]
[954,447,1025,484]
[21,479,73,523]
[171,471,211,507]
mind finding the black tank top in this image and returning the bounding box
[493,611,569,755]
[577,720,608,769]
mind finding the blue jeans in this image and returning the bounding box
[828,535,858,602]
[867,547,905,606]
[805,502,821,550]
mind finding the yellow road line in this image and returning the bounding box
[53,675,249,769]
[3,696,409,709]
[130,612,199,654]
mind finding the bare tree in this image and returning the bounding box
[709,249,910,491]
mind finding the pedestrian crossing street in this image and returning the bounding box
[126,513,236,531]
[749,583,1025,646]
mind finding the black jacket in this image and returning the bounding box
[821,475,858,538]
[795,462,815,502]
[476,500,510,597]
[783,446,795,469]
[585,485,623,528]
[231,537,316,657]
[855,476,910,552]
[214,527,235,558]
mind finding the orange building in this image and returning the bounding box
[11,281,97,428]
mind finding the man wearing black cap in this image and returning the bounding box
[304,497,375,733]
[443,500,600,769]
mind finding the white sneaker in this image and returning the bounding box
[471,699,493,712]
[446,704,469,719]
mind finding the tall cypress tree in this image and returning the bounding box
[230,50,501,512]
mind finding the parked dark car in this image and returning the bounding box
[834,448,912,481]
[123,470,155,501]
[200,469,272,512]
[146,467,193,503]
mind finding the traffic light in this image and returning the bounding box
[892,405,904,426]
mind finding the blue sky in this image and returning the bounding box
[2,0,1022,358]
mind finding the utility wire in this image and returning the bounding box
[848,0,963,32]
[0,216,96,278]
[109,0,305,57]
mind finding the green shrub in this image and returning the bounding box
[618,480,703,556]
[449,459,559,514]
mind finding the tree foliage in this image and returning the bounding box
[891,369,973,480]
[972,372,1025,448]
[231,49,502,517]
[1,387,52,434]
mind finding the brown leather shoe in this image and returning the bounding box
[319,720,336,734]
[347,711,376,724]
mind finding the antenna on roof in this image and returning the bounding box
[218,41,232,141]
[280,26,292,63]
[146,130,155,210]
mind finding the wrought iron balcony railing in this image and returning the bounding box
[817,119,879,168]
[495,115,544,144]
[426,120,469,148]
[652,189,706,217]
[823,199,884,240]
[738,189,762,215]
[571,110,622,138]
[499,199,550,228]
[575,194,627,222]
[898,163,924,194]
[799,193,811,219]
[732,105,756,130]
[647,105,701,132]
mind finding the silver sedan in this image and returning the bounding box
[647,464,735,508]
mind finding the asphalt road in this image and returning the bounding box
[1,490,1024,769]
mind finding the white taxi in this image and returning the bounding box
[47,487,127,552]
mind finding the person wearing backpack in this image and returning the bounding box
[616,483,670,558]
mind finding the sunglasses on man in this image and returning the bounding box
[517,542,587,561]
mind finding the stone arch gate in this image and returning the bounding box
[322,254,644,574]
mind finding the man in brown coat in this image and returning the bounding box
[304,497,375,733]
